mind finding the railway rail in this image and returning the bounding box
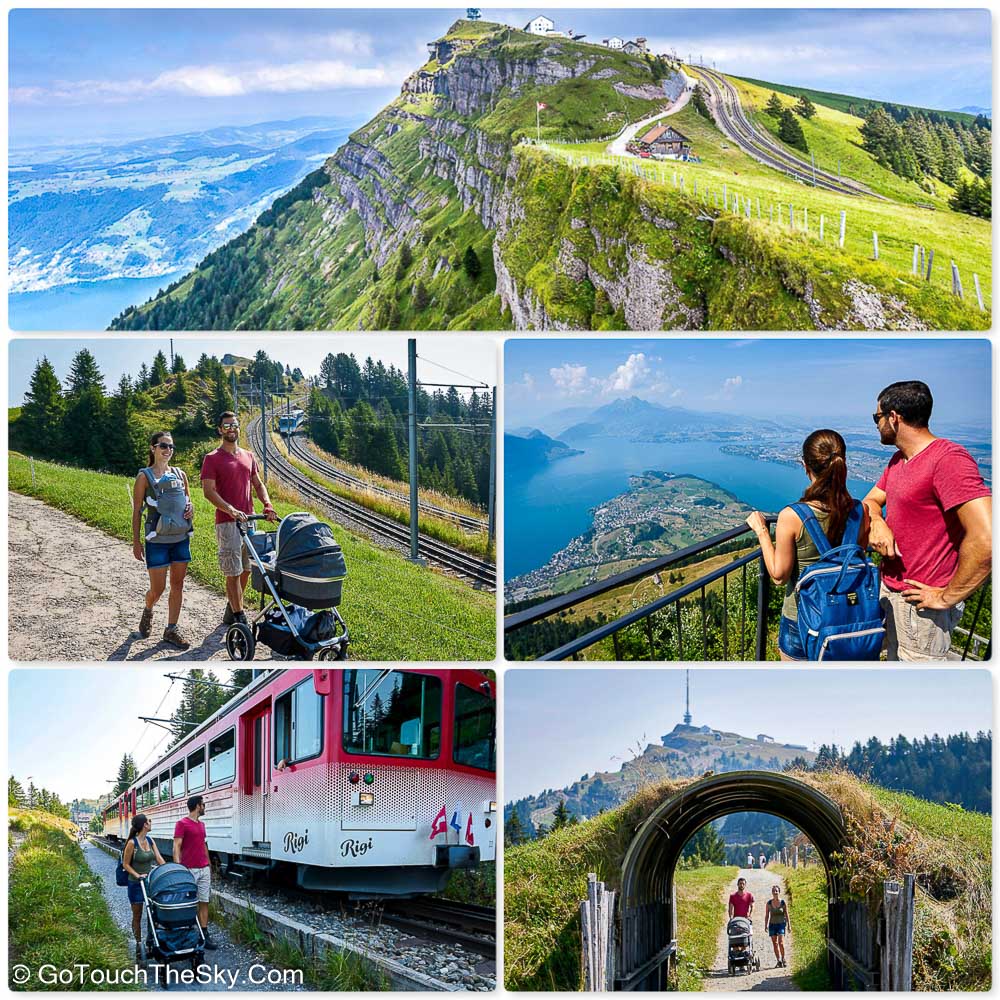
[695,66,885,200]
[287,430,487,533]
[248,414,496,589]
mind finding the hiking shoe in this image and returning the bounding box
[233,610,248,625]
[138,607,153,638]
[223,603,236,626]
[163,625,191,650]
[202,932,218,951]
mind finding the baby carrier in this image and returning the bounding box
[142,467,193,544]
[727,916,759,975]
[140,863,205,977]
[791,500,885,661]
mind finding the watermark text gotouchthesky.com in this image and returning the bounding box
[11,962,304,988]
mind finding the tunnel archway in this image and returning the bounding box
[615,772,877,991]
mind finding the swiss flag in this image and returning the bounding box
[465,813,475,846]
[536,102,547,110]
[429,806,448,839]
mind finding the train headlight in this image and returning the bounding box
[348,772,360,784]
[352,790,375,806]
[485,800,497,813]
[363,773,374,785]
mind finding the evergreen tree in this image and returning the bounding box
[171,354,187,374]
[114,754,137,797]
[66,349,105,395]
[9,775,27,808]
[505,809,525,846]
[413,280,430,312]
[395,242,413,281]
[463,245,482,280]
[149,351,170,387]
[950,176,991,219]
[765,92,783,116]
[170,372,189,405]
[211,373,234,421]
[778,109,808,152]
[551,799,573,831]
[691,83,711,119]
[63,386,108,469]
[137,363,150,390]
[20,357,65,454]
[681,822,727,865]
[104,375,147,474]
[794,94,816,119]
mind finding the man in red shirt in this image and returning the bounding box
[201,411,277,626]
[863,381,991,660]
[173,795,217,949]
[729,877,754,920]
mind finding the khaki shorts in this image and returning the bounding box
[880,583,964,661]
[216,521,251,577]
[190,864,211,904]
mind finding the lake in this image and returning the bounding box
[504,437,874,581]
[9,272,185,332]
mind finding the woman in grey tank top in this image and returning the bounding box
[745,430,870,660]
[122,812,166,961]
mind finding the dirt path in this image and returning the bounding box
[9,493,277,662]
[607,69,692,156]
[702,868,798,992]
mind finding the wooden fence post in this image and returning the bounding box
[880,875,915,991]
[873,232,879,260]
[912,244,919,275]
[581,873,616,991]
[925,249,934,281]
[952,261,964,299]
[839,210,846,248]
[973,274,985,311]
[793,845,798,869]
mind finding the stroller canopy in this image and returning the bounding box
[727,917,752,937]
[276,513,347,581]
[146,863,199,925]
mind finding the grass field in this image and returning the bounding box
[9,809,138,992]
[540,82,991,318]
[769,862,830,990]
[9,453,495,661]
[674,864,739,989]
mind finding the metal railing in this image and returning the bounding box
[504,521,991,662]
[505,519,775,661]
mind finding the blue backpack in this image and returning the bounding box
[791,501,885,661]
[115,837,138,887]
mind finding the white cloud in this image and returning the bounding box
[549,362,594,396]
[520,372,536,390]
[606,352,652,393]
[723,375,743,389]
[12,58,399,104]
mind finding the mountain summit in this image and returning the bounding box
[111,19,987,332]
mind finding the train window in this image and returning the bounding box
[141,782,150,808]
[171,761,184,798]
[274,677,324,765]
[453,683,496,772]
[342,670,441,759]
[159,770,170,802]
[187,748,206,793]
[209,728,236,787]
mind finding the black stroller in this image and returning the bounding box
[225,512,349,661]
[140,864,205,981]
[727,916,760,975]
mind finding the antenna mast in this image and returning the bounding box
[684,669,692,726]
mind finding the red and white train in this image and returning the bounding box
[103,668,496,896]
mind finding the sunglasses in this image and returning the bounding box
[220,422,240,430]
[872,411,885,425]
[156,443,175,450]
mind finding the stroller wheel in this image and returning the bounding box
[225,623,256,661]
[317,644,346,661]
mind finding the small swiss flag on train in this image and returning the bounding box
[465,813,475,846]
[536,102,547,110]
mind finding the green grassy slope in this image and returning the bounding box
[504,771,991,991]
[673,865,739,989]
[734,76,983,126]
[9,454,495,661]
[769,862,830,990]
[9,809,139,992]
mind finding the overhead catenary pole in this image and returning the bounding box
[487,385,497,545]
[259,379,268,483]
[407,338,420,562]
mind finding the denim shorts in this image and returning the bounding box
[145,537,192,569]
[769,922,787,937]
[777,615,807,660]
[127,878,146,905]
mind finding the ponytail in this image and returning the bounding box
[128,813,148,840]
[800,429,853,545]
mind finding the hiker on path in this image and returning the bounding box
[746,429,871,660]
[765,885,791,968]
[173,795,218,950]
[759,852,767,870]
[201,411,277,627]
[728,877,754,921]
[746,851,754,869]
[132,430,193,650]
[121,813,165,961]
[863,381,992,660]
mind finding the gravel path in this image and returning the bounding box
[702,868,798,992]
[82,840,303,991]
[607,69,692,156]
[9,493,278,662]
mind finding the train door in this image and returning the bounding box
[242,704,272,845]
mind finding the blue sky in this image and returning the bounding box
[504,338,992,432]
[504,669,993,802]
[9,335,498,405]
[8,669,229,801]
[9,8,991,147]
